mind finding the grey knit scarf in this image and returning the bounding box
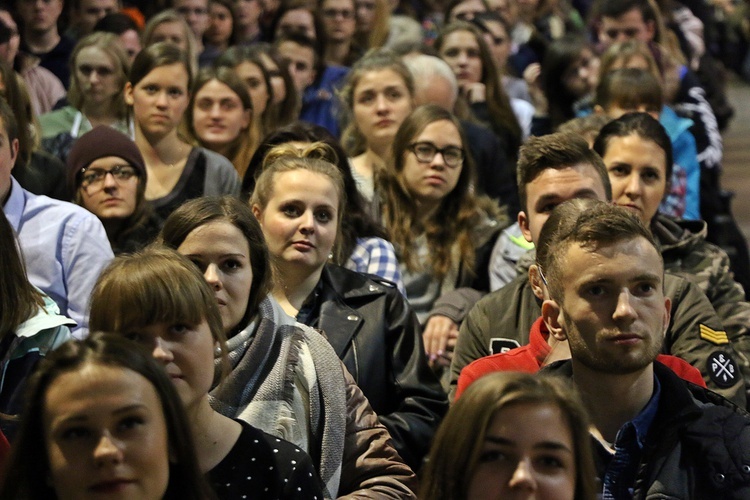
[209,295,346,498]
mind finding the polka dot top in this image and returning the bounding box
[207,419,324,499]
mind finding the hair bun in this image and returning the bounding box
[262,141,339,170]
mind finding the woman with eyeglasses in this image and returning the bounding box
[66,126,161,254]
[38,32,131,164]
[378,104,506,381]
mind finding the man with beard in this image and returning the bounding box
[538,201,750,498]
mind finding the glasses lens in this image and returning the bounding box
[414,144,435,162]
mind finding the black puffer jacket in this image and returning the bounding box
[313,264,448,472]
[545,360,750,499]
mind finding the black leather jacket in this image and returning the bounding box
[545,360,750,499]
[310,264,448,471]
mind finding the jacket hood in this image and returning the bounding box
[651,213,707,255]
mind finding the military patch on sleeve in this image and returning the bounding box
[700,324,729,345]
[707,351,740,388]
[490,338,521,355]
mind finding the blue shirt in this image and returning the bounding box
[600,376,662,500]
[3,178,114,339]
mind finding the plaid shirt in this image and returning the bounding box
[345,237,406,296]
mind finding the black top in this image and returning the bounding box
[207,419,325,499]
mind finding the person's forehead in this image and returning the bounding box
[527,164,606,199]
[563,236,662,276]
[603,7,646,25]
[81,0,118,9]
[323,0,354,9]
[279,42,313,59]
[175,0,208,7]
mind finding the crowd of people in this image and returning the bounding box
[1,0,750,497]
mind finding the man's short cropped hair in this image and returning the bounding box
[516,132,611,212]
[536,199,660,301]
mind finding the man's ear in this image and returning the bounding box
[662,296,671,336]
[542,299,566,341]
[529,264,546,300]
[9,138,18,171]
[593,104,605,115]
[518,211,532,243]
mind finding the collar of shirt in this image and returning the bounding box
[296,278,324,327]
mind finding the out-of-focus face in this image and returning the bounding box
[439,30,483,86]
[192,79,250,152]
[401,119,464,207]
[486,0,518,27]
[44,363,170,500]
[467,402,576,500]
[118,29,141,63]
[258,53,286,104]
[74,46,122,107]
[598,8,655,47]
[552,236,670,375]
[519,164,608,244]
[234,0,260,30]
[562,48,599,99]
[174,0,210,40]
[277,40,315,92]
[354,0,376,35]
[253,169,339,277]
[449,0,487,22]
[149,20,189,52]
[275,8,316,39]
[16,0,63,33]
[233,60,269,117]
[602,133,667,224]
[79,156,140,221]
[74,0,119,36]
[321,0,356,44]
[125,63,191,139]
[0,11,21,63]
[205,1,233,47]
[482,19,511,72]
[177,221,254,332]
[0,115,19,202]
[352,68,412,151]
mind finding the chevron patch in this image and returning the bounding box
[700,324,729,345]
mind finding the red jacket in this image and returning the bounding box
[455,317,707,400]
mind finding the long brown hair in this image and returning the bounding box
[185,66,256,178]
[380,104,496,279]
[435,22,522,155]
[0,332,214,500]
[159,196,273,335]
[421,371,597,500]
[0,212,44,338]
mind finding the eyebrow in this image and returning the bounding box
[56,404,148,424]
[534,188,601,207]
[484,435,573,453]
[579,272,662,285]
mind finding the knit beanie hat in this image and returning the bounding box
[66,126,146,193]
